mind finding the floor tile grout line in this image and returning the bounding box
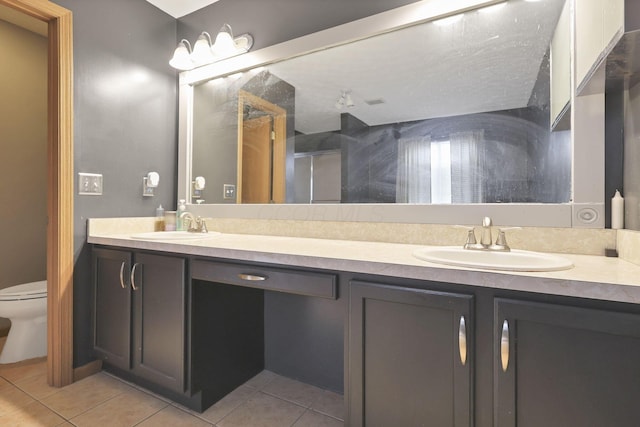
[309,407,344,422]
[49,383,133,424]
[172,406,216,427]
[11,377,63,403]
[129,404,174,427]
[1,372,45,388]
[261,389,314,409]
[288,407,309,427]
[50,393,118,424]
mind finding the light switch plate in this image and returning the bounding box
[78,173,103,195]
[223,184,236,200]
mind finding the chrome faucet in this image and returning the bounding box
[180,211,208,233]
[462,217,515,252]
[480,216,493,247]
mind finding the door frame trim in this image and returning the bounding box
[0,0,74,387]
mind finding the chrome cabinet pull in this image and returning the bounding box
[119,262,126,289]
[238,273,267,281]
[459,315,467,366]
[130,263,140,291]
[501,319,510,372]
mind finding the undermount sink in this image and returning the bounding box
[130,231,220,241]
[413,246,573,272]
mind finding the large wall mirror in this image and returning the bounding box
[179,0,602,227]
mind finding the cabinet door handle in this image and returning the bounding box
[119,262,126,289]
[501,319,510,372]
[459,315,467,366]
[238,273,267,281]
[130,263,140,291]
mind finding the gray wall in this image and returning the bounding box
[61,0,424,369]
[52,0,177,367]
[177,0,420,50]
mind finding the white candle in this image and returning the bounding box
[612,190,624,229]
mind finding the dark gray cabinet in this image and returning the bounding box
[348,280,474,427]
[494,298,640,427]
[92,244,640,424]
[93,248,187,393]
[93,248,132,371]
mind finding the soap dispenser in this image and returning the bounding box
[177,199,187,231]
[155,204,165,231]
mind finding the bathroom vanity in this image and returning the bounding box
[89,220,640,426]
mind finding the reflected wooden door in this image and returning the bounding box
[242,115,273,203]
[237,90,286,204]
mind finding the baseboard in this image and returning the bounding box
[73,359,103,382]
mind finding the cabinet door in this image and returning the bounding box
[575,0,624,88]
[495,298,640,427]
[349,281,473,427]
[131,252,186,393]
[93,248,132,371]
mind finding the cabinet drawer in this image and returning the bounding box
[191,260,337,299]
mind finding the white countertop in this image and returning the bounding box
[88,230,640,305]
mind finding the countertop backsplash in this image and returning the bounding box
[88,217,617,257]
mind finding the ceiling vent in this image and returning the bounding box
[364,98,385,106]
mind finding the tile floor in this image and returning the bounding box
[0,360,344,427]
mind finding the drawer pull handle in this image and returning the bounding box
[459,315,467,366]
[238,273,267,281]
[501,319,509,372]
[130,263,140,291]
[119,262,126,289]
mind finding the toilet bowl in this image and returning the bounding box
[0,280,47,364]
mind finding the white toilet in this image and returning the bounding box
[0,280,47,364]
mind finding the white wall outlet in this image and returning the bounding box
[223,184,236,200]
[78,173,103,195]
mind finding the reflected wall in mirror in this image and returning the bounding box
[189,0,570,205]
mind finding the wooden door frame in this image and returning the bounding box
[1,0,74,387]
[237,89,287,203]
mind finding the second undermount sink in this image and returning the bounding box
[413,246,573,272]
[130,231,220,241]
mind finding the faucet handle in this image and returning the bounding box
[464,229,477,246]
[490,227,521,251]
[495,230,509,246]
[455,225,483,249]
[488,230,511,252]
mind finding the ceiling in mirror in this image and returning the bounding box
[267,0,564,134]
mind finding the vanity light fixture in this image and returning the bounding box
[169,24,254,71]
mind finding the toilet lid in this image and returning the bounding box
[0,280,47,301]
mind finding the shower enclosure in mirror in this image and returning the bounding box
[185,0,570,206]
